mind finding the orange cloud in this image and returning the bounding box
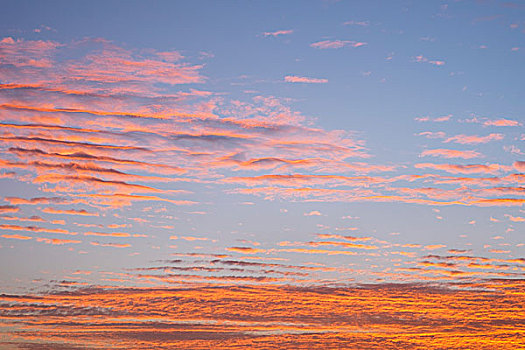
[1,234,32,240]
[226,247,266,254]
[41,207,99,216]
[304,241,378,250]
[35,237,82,245]
[84,231,131,237]
[0,205,19,213]
[304,210,322,216]
[0,223,77,235]
[483,118,521,127]
[423,244,446,250]
[4,196,70,205]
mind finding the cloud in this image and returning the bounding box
[263,30,293,37]
[1,234,32,240]
[224,174,396,188]
[2,279,524,349]
[0,223,77,235]
[316,234,371,241]
[304,210,322,216]
[41,207,99,216]
[423,244,446,250]
[343,20,369,26]
[0,38,204,97]
[3,196,71,205]
[170,235,209,241]
[84,231,131,237]
[0,135,149,152]
[284,75,328,83]
[414,163,510,174]
[444,133,504,144]
[298,241,378,250]
[504,214,524,222]
[310,40,366,49]
[418,131,446,139]
[513,161,525,172]
[415,115,451,122]
[483,118,521,127]
[277,248,358,255]
[414,55,445,66]
[0,205,20,213]
[33,173,164,194]
[35,237,82,245]
[90,241,131,248]
[225,246,267,254]
[8,147,185,174]
[419,149,482,159]
[471,198,525,206]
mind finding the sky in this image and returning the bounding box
[0,0,523,349]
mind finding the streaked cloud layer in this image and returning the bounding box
[0,0,523,349]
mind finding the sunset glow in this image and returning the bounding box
[0,1,523,349]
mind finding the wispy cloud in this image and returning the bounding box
[414,163,509,174]
[343,20,369,26]
[310,40,366,49]
[284,75,328,83]
[415,114,452,122]
[420,149,482,159]
[304,210,322,216]
[444,133,504,144]
[483,118,521,127]
[414,55,445,66]
[263,29,293,37]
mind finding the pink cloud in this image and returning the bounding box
[284,75,328,84]
[504,214,524,222]
[415,163,510,174]
[414,55,445,66]
[420,149,482,159]
[343,20,369,26]
[310,40,366,49]
[155,51,184,62]
[415,115,452,122]
[434,115,452,122]
[0,37,204,96]
[263,29,293,37]
[514,161,525,172]
[483,118,521,127]
[444,133,504,144]
[418,131,446,139]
